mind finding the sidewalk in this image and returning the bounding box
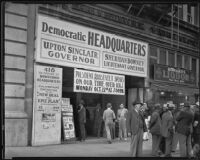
[5,137,180,159]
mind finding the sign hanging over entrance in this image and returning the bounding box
[32,64,63,146]
[74,68,125,95]
[36,15,148,77]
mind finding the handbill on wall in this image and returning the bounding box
[74,68,125,95]
[32,64,62,146]
[36,15,148,77]
[61,98,76,141]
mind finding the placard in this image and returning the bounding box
[74,69,125,95]
[154,64,196,85]
[32,65,62,146]
[61,98,76,140]
[36,15,148,77]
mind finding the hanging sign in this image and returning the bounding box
[61,98,76,140]
[32,64,62,146]
[36,14,148,77]
[74,68,125,95]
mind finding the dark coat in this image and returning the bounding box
[127,108,147,135]
[176,109,194,136]
[149,110,161,135]
[193,112,200,134]
[161,111,174,138]
[78,107,86,124]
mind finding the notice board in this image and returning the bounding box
[61,98,76,141]
[32,64,62,146]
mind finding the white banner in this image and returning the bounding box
[74,69,125,95]
[32,65,62,146]
[36,15,148,77]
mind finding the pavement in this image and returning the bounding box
[4,136,180,159]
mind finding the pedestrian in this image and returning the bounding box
[127,101,147,157]
[176,102,194,157]
[103,103,116,144]
[78,101,86,141]
[149,103,162,157]
[141,103,150,141]
[94,103,103,138]
[160,103,174,157]
[192,102,200,147]
[171,103,184,153]
[117,103,128,140]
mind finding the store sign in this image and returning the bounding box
[32,65,62,146]
[154,64,196,85]
[36,15,148,77]
[74,69,125,95]
[61,98,76,140]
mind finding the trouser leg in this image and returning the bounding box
[186,134,192,157]
[178,133,187,157]
[130,134,138,157]
[172,132,179,151]
[105,122,111,141]
[137,129,144,157]
[165,135,172,156]
[152,134,161,156]
[80,123,86,140]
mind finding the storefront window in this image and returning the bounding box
[192,58,196,73]
[168,51,175,66]
[177,54,182,68]
[150,45,157,57]
[184,55,190,70]
[160,48,166,65]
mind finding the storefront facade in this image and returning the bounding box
[4,3,199,146]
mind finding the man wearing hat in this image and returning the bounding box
[127,101,147,157]
[176,102,194,157]
[78,100,86,141]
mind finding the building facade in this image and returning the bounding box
[4,3,199,146]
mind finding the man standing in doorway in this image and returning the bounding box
[78,101,86,141]
[127,101,147,157]
[94,103,103,138]
[103,103,116,144]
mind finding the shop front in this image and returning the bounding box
[31,14,148,146]
[146,64,199,107]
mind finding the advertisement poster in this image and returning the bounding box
[32,64,62,146]
[36,15,148,77]
[61,98,76,141]
[74,68,125,95]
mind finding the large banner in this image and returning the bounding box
[154,64,196,85]
[36,15,148,77]
[32,65,62,146]
[74,69,125,95]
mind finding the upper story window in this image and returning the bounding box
[159,48,166,65]
[177,54,182,68]
[168,51,175,67]
[184,55,190,70]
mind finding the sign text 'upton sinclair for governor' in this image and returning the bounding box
[36,15,148,77]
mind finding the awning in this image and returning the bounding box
[151,83,199,95]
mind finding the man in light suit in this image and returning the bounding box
[103,103,116,144]
[78,102,86,141]
[161,104,174,157]
[127,101,147,157]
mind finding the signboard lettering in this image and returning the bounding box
[36,15,148,77]
[154,64,196,85]
[74,69,125,95]
[32,65,62,146]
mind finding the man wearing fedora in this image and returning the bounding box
[127,101,147,157]
[176,102,194,157]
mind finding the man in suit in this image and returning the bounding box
[103,103,116,144]
[176,102,194,157]
[127,101,147,157]
[160,104,174,157]
[78,101,86,141]
[149,103,162,157]
[94,103,103,137]
[193,102,200,146]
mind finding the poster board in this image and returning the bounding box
[61,98,76,141]
[32,64,62,146]
[74,68,125,95]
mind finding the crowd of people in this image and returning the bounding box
[77,100,200,158]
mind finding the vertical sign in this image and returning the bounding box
[61,98,76,141]
[32,64,62,146]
